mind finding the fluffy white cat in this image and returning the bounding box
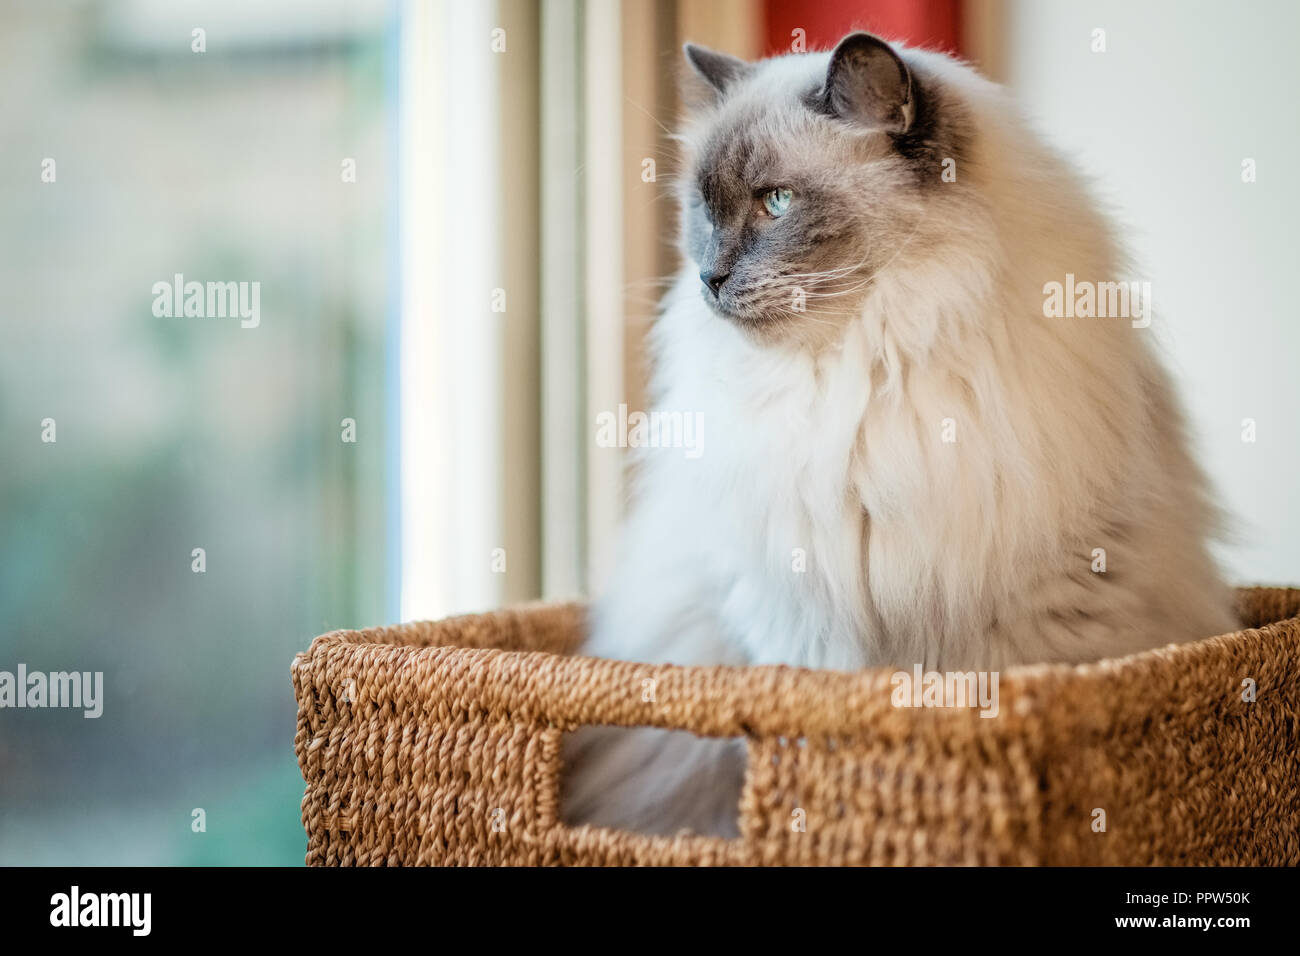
[563,33,1236,837]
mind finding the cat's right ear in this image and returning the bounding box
[820,32,915,134]
[682,43,750,104]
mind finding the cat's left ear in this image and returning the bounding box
[683,43,750,101]
[821,32,915,134]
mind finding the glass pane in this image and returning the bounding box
[0,0,395,865]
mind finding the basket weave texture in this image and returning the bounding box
[292,587,1300,865]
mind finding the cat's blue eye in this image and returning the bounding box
[762,187,793,218]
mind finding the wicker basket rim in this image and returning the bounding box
[292,587,1300,740]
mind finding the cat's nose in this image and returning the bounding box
[700,268,729,296]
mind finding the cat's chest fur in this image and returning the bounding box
[652,282,886,669]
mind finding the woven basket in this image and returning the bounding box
[292,587,1300,865]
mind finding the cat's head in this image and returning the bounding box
[678,32,973,343]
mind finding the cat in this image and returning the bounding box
[562,32,1237,838]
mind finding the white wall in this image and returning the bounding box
[1002,0,1300,585]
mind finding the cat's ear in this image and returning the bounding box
[821,32,914,134]
[683,43,750,101]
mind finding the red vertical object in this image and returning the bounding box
[763,0,963,57]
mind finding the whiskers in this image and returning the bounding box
[738,253,875,331]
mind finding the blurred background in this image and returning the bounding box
[1,0,1296,864]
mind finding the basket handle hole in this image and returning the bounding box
[558,727,745,838]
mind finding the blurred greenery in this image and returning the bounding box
[0,1,394,865]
